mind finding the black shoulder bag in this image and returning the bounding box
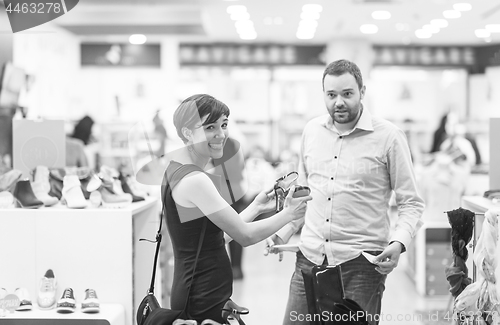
[302,265,369,325]
[136,176,207,325]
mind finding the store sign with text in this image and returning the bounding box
[373,45,476,67]
[179,44,325,66]
[81,43,161,67]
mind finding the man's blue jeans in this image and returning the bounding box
[283,251,387,325]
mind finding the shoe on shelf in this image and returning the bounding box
[81,289,100,313]
[0,191,14,208]
[13,179,44,209]
[62,175,88,209]
[86,173,102,193]
[31,166,51,193]
[14,288,33,311]
[31,182,59,207]
[0,169,22,193]
[56,288,76,313]
[99,186,132,209]
[38,269,57,310]
[119,173,145,202]
[89,190,102,207]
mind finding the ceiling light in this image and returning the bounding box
[453,3,472,11]
[230,12,250,20]
[485,24,500,33]
[239,33,257,40]
[300,11,320,20]
[475,29,490,38]
[415,29,432,38]
[422,24,440,34]
[235,20,254,29]
[443,10,461,19]
[430,19,448,28]
[299,20,318,29]
[129,34,147,44]
[372,11,391,20]
[296,31,315,39]
[226,5,247,14]
[302,4,323,13]
[360,24,378,34]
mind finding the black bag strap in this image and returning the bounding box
[140,165,207,312]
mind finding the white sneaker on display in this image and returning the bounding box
[38,269,57,310]
[81,289,100,313]
[14,288,32,311]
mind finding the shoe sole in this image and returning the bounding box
[56,306,76,313]
[15,199,43,209]
[38,303,56,310]
[82,306,100,313]
[16,304,33,311]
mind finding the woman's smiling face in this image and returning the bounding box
[190,114,229,160]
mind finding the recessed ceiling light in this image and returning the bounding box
[129,34,147,44]
[302,4,323,13]
[372,11,391,20]
[226,5,247,14]
[430,19,448,28]
[235,20,254,30]
[443,10,461,19]
[415,29,432,38]
[296,31,315,39]
[422,24,440,34]
[453,3,472,11]
[301,11,320,20]
[360,24,378,34]
[485,24,500,33]
[299,20,318,29]
[475,29,490,38]
[240,33,257,40]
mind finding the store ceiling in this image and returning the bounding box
[9,0,500,45]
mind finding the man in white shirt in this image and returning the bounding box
[267,59,425,325]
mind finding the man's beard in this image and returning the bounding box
[330,103,361,124]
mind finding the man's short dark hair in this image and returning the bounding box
[322,59,363,90]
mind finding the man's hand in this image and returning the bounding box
[373,242,403,275]
[264,234,285,262]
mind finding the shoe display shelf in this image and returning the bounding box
[0,196,161,325]
[1,303,125,325]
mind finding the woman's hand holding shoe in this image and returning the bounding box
[252,185,276,214]
[282,185,311,221]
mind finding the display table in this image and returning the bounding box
[0,197,160,325]
[1,303,125,325]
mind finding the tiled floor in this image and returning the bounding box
[231,235,451,325]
